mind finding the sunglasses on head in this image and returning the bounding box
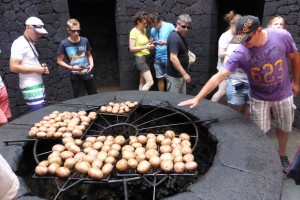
[30,25,44,29]
[70,29,81,33]
[181,25,191,29]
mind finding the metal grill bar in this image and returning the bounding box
[12,101,207,200]
[129,107,161,125]
[138,121,196,131]
[135,112,178,128]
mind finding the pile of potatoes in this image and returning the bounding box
[35,135,126,179]
[28,110,97,138]
[99,101,139,115]
[34,130,197,179]
[116,130,197,174]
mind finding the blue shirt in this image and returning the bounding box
[57,37,91,68]
[57,37,91,74]
[150,21,175,60]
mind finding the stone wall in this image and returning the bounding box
[262,0,300,127]
[115,0,218,94]
[0,0,72,118]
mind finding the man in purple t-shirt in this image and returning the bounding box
[179,15,300,173]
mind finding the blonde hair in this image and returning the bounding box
[224,10,241,26]
[268,15,286,27]
[67,18,80,28]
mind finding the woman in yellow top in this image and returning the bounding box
[129,11,156,91]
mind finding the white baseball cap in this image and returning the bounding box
[25,17,48,34]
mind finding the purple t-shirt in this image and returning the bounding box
[224,28,298,101]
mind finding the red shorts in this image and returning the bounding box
[0,86,11,124]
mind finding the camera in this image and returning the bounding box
[41,63,47,68]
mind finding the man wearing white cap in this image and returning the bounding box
[10,16,49,112]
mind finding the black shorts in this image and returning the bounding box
[135,55,150,72]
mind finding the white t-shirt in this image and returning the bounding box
[10,36,43,89]
[216,30,232,71]
[225,44,248,85]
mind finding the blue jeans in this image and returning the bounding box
[226,79,249,105]
[153,59,167,78]
[28,103,46,112]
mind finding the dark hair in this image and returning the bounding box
[133,11,149,26]
[148,12,161,24]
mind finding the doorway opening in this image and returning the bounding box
[216,0,264,39]
[68,0,120,90]
[209,0,264,102]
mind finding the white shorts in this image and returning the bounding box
[249,95,295,133]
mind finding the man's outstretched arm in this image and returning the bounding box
[178,69,231,108]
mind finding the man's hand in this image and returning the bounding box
[72,66,84,71]
[36,65,48,75]
[87,65,94,73]
[156,40,166,46]
[183,74,191,83]
[43,66,49,74]
[178,98,200,108]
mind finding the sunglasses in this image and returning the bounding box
[70,29,81,33]
[245,35,252,42]
[181,25,191,29]
[30,25,44,29]
[244,30,257,42]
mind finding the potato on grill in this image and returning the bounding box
[99,101,138,115]
[28,110,96,138]
[34,129,197,179]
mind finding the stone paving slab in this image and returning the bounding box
[188,162,281,200]
[212,118,282,180]
[164,191,201,200]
